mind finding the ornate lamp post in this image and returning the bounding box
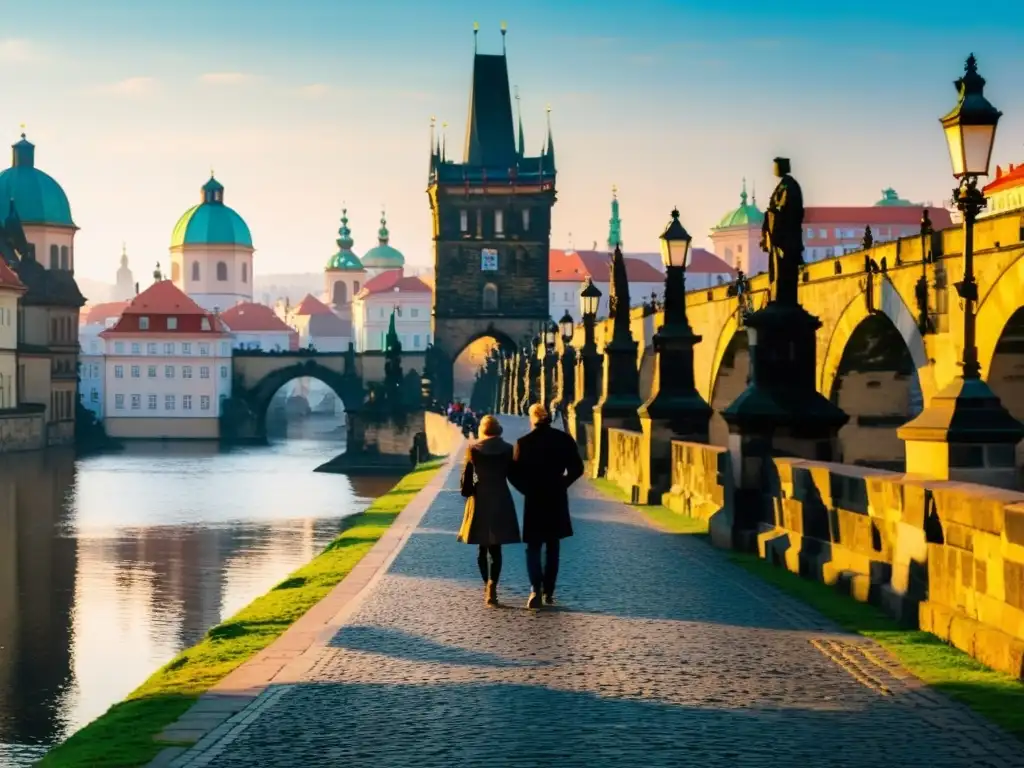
[526,334,543,411]
[637,209,712,502]
[549,312,576,430]
[898,54,1023,488]
[567,278,602,439]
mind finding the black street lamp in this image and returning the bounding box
[898,54,1023,488]
[568,278,602,434]
[549,311,576,430]
[541,320,559,412]
[638,209,712,498]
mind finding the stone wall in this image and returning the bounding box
[0,408,45,452]
[605,428,645,503]
[638,438,1024,680]
[424,411,465,457]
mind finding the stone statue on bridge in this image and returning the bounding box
[761,157,805,307]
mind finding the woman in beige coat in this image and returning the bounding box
[458,415,521,606]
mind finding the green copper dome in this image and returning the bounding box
[326,208,363,270]
[714,179,763,229]
[170,175,253,248]
[874,188,915,207]
[0,134,75,227]
[362,210,405,269]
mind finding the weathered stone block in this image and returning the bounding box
[1005,560,1024,611]
[1005,503,1024,546]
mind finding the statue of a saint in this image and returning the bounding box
[760,157,805,306]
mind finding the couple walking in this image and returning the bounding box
[458,403,585,609]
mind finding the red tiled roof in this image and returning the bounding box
[549,250,666,282]
[101,280,225,336]
[984,163,1024,195]
[689,248,736,276]
[293,293,335,316]
[357,269,432,298]
[220,302,295,333]
[81,301,129,326]
[804,206,953,228]
[0,260,25,291]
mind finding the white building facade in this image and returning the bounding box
[352,270,432,352]
[101,280,232,439]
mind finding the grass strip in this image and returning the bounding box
[41,458,446,768]
[589,477,1024,741]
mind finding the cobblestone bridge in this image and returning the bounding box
[154,419,1023,767]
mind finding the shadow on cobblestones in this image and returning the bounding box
[331,625,553,668]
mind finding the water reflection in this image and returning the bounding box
[0,426,395,765]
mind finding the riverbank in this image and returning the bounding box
[590,477,1024,742]
[40,457,446,768]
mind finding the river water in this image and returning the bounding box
[0,419,396,766]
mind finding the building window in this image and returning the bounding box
[164,342,174,354]
[354,280,360,294]
[148,394,157,410]
[145,342,155,354]
[333,281,347,305]
[737,244,743,253]
[200,366,210,379]
[90,389,98,403]
[191,261,200,281]
[165,365,174,378]
[220,342,229,355]
[50,244,59,269]
[131,343,140,354]
[475,210,482,238]
[482,283,498,311]
[216,261,228,281]
[183,365,192,378]
[522,209,530,231]
[168,317,178,330]
[60,246,69,270]
[115,394,125,410]
[131,394,141,410]
[148,365,157,378]
[220,365,228,379]
[807,228,814,239]
[183,394,193,410]
[495,210,504,236]
[459,209,468,232]
[114,365,124,378]
[199,343,209,356]
[201,395,211,411]
[182,343,192,355]
[241,262,248,283]
[413,334,421,348]
[131,365,140,378]
[139,317,149,330]
[410,308,419,318]
[165,395,175,411]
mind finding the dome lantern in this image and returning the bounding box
[171,172,252,248]
[361,207,405,270]
[12,133,34,168]
[712,178,764,230]
[325,208,363,271]
[0,131,75,227]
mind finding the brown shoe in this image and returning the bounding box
[485,581,498,606]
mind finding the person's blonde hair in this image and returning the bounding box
[528,403,550,425]
[479,415,503,437]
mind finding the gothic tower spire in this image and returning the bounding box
[463,24,517,167]
[607,185,622,250]
[543,105,556,173]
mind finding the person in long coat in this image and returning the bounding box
[457,415,521,606]
[509,403,584,609]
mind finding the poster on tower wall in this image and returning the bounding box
[480,248,499,271]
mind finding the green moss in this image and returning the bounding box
[588,478,1024,741]
[41,459,445,768]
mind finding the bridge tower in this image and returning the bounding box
[427,25,557,403]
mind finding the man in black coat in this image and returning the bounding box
[510,403,585,609]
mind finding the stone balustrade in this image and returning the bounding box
[605,429,646,504]
[646,438,1024,680]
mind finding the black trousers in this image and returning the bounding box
[525,539,561,596]
[477,545,502,584]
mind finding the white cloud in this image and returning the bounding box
[0,39,44,64]
[92,77,159,97]
[199,72,255,85]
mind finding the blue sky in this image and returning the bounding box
[5,0,1024,285]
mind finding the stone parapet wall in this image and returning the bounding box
[424,411,464,457]
[618,435,1024,679]
[605,428,645,503]
[0,409,45,452]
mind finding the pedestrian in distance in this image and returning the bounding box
[457,415,521,606]
[509,403,584,609]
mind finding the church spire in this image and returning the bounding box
[607,185,622,250]
[515,85,525,158]
[377,209,390,245]
[337,208,354,251]
[740,177,749,206]
[463,24,517,167]
[543,105,556,173]
[120,242,128,268]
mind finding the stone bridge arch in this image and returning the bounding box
[243,360,364,436]
[976,251,1024,379]
[434,322,526,403]
[819,278,936,403]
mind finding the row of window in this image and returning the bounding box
[172,261,248,284]
[49,244,71,271]
[114,393,220,412]
[0,307,12,328]
[458,208,529,238]
[365,332,431,352]
[376,307,422,319]
[113,364,228,380]
[806,226,914,241]
[51,316,76,344]
[137,316,214,332]
[112,340,229,355]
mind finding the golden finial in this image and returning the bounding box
[18,122,25,138]
[612,184,618,197]
[210,167,215,178]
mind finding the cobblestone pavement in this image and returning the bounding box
[169,420,1024,768]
